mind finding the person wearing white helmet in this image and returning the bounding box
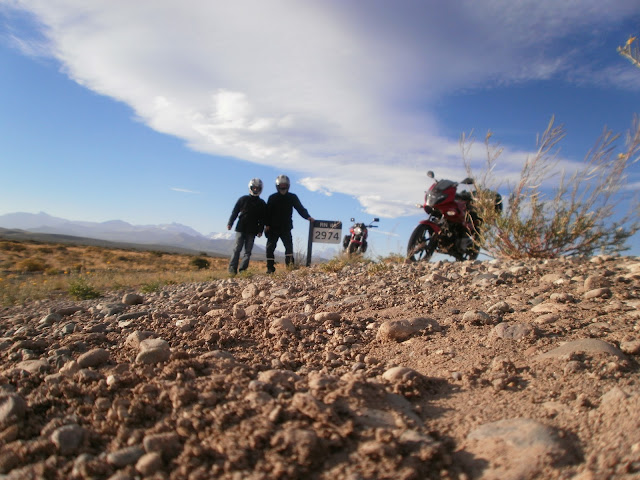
[226,178,267,275]
[264,174,314,273]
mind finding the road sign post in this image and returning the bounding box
[306,220,342,266]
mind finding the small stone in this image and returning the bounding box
[122,293,144,305]
[125,331,155,349]
[491,322,536,340]
[136,452,163,476]
[382,366,421,383]
[487,301,513,314]
[535,313,559,325]
[40,313,62,326]
[269,317,296,334]
[462,310,491,325]
[106,446,145,467]
[140,338,170,351]
[314,312,341,322]
[377,317,438,342]
[620,340,640,355]
[536,339,626,361]
[77,348,110,369]
[143,432,181,459]
[583,288,611,300]
[0,394,26,426]
[241,283,259,299]
[233,305,246,319]
[136,348,170,364]
[51,424,86,455]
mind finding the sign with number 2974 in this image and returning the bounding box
[311,220,342,244]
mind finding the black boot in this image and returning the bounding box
[266,259,275,274]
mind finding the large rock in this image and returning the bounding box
[460,418,577,479]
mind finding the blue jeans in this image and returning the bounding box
[229,232,256,273]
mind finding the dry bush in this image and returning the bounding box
[464,116,640,259]
[18,257,49,273]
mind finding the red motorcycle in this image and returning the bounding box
[407,171,480,262]
[343,218,379,255]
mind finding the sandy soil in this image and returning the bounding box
[1,254,639,479]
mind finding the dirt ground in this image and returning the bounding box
[1,254,639,479]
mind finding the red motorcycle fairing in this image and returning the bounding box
[418,219,441,234]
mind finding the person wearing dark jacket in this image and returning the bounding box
[265,174,314,273]
[227,178,267,275]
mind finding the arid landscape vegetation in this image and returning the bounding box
[0,239,241,306]
[0,235,639,479]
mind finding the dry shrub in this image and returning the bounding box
[18,257,49,272]
[464,116,640,259]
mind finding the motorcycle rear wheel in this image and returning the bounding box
[407,224,437,262]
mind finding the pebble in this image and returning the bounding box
[136,452,163,476]
[314,312,341,322]
[376,317,437,342]
[106,446,145,467]
[122,293,144,305]
[536,338,627,360]
[269,317,296,334]
[50,423,86,455]
[583,288,612,300]
[135,338,171,364]
[491,322,536,340]
[77,348,110,368]
[462,310,491,325]
[0,394,26,426]
[143,432,181,458]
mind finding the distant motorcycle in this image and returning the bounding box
[407,171,485,262]
[343,218,379,255]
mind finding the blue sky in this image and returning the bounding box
[1,0,640,259]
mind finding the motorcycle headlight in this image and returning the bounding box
[354,227,363,235]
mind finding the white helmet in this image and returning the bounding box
[275,174,290,191]
[248,178,263,196]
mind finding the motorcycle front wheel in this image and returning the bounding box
[347,243,359,255]
[407,224,437,262]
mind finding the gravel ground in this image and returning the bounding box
[1,254,639,479]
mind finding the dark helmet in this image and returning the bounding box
[248,178,263,196]
[275,175,290,191]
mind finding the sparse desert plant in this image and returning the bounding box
[18,257,48,272]
[366,262,392,275]
[68,276,101,300]
[1,242,26,252]
[377,252,406,264]
[141,280,164,293]
[190,257,211,270]
[319,258,346,273]
[0,239,249,304]
[464,116,640,259]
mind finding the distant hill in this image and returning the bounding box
[0,212,339,262]
[0,212,250,258]
[0,227,214,256]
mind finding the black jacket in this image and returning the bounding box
[227,195,267,235]
[266,191,311,231]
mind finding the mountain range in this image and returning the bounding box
[0,212,337,261]
[0,211,242,258]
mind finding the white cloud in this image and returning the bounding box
[4,0,639,218]
[170,187,200,194]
